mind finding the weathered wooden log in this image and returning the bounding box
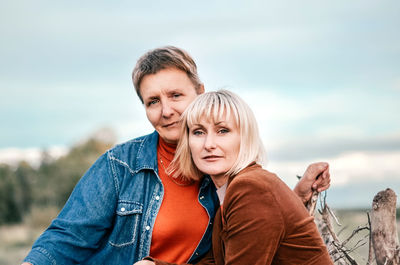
[370,188,400,265]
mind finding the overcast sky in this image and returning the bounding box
[1,0,399,207]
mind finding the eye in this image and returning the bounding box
[192,129,204,136]
[147,99,159,106]
[172,93,182,99]
[218,128,230,134]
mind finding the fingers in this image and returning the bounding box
[304,162,328,180]
[133,261,155,265]
[296,162,331,203]
[312,175,323,190]
[317,183,330,193]
[306,162,330,190]
[315,167,331,192]
[311,162,329,176]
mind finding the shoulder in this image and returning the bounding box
[230,165,308,214]
[106,131,158,171]
[229,165,281,192]
[107,131,157,159]
[223,165,286,224]
[109,131,157,154]
[226,164,294,206]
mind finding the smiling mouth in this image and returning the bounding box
[163,121,179,128]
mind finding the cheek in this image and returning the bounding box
[230,138,241,161]
[176,101,192,115]
[179,92,198,112]
[145,108,159,126]
[189,138,201,160]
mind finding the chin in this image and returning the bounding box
[201,168,225,176]
[158,131,179,143]
[164,135,180,144]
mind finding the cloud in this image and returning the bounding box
[267,133,400,161]
[391,78,400,92]
[234,89,399,159]
[267,150,400,187]
[0,146,67,168]
[329,151,400,185]
[267,150,400,208]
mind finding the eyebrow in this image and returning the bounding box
[192,121,226,126]
[167,89,184,94]
[191,123,205,128]
[214,121,227,125]
[144,95,159,101]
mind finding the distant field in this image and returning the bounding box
[1,208,399,265]
[0,206,58,265]
[318,208,400,264]
[0,224,42,265]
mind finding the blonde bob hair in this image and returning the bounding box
[170,89,266,181]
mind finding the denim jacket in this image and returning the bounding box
[24,131,219,265]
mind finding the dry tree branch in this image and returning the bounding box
[307,189,319,216]
[367,212,375,265]
[315,192,372,265]
[341,225,369,247]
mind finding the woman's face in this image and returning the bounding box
[140,68,203,144]
[188,113,241,185]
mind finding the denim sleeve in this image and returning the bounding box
[23,152,118,265]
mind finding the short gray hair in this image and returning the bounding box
[132,46,203,103]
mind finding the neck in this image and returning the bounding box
[210,174,229,188]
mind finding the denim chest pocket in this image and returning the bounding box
[109,200,143,247]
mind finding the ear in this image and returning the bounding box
[197,84,205,94]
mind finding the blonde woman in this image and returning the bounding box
[136,90,333,265]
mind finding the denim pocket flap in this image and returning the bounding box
[116,201,143,216]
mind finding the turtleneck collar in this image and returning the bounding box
[157,136,177,163]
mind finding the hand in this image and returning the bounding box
[293,162,330,204]
[133,260,155,265]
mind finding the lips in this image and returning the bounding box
[202,155,222,161]
[162,121,179,128]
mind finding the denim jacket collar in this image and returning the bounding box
[134,130,159,173]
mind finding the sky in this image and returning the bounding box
[1,0,399,208]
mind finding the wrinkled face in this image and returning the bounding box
[140,68,202,144]
[188,113,241,184]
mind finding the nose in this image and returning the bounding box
[161,101,174,119]
[204,133,216,151]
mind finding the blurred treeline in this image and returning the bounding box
[0,133,115,225]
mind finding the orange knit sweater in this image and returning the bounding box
[149,137,209,263]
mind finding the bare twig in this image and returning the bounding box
[367,212,374,265]
[341,225,369,246]
[327,204,342,226]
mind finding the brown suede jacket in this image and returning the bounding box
[147,164,333,265]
